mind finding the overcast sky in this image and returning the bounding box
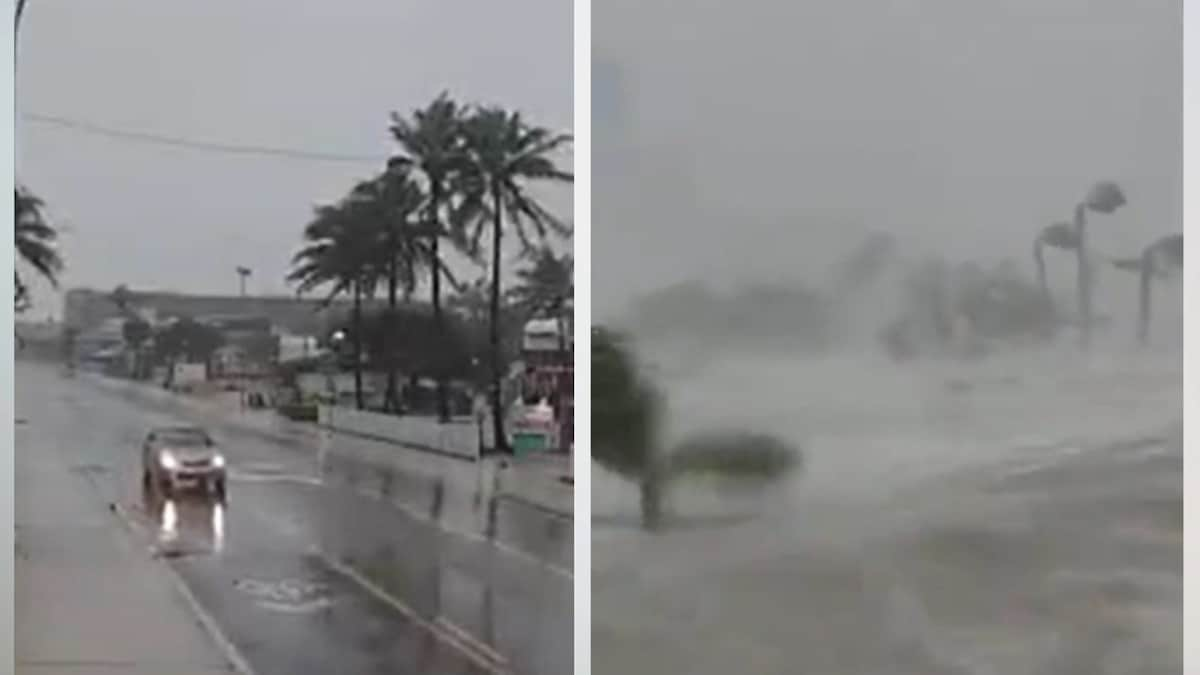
[18,0,573,318]
[594,0,1181,319]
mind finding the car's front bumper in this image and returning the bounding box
[163,467,225,490]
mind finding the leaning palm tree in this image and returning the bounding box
[1110,233,1182,345]
[1032,221,1080,301]
[347,168,433,413]
[15,186,62,312]
[1070,181,1126,346]
[455,106,573,453]
[288,201,384,409]
[389,93,470,421]
[593,326,802,530]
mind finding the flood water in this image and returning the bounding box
[592,343,1180,675]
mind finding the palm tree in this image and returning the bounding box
[389,93,470,421]
[347,168,432,413]
[448,277,492,325]
[1110,233,1182,345]
[456,106,573,453]
[510,245,573,356]
[15,186,62,312]
[1032,221,1080,301]
[288,202,383,409]
[1071,180,1126,347]
[593,326,801,530]
[510,246,573,317]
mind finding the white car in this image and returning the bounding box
[141,426,227,501]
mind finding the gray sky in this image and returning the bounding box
[594,0,1181,319]
[18,0,573,318]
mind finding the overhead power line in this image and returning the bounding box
[21,112,391,164]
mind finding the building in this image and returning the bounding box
[64,288,356,337]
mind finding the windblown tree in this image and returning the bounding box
[593,326,802,531]
[288,201,383,409]
[1069,181,1127,347]
[1110,233,1182,345]
[1032,221,1080,301]
[388,92,471,421]
[456,106,573,453]
[348,168,435,413]
[15,186,63,312]
[510,246,573,318]
[510,245,573,353]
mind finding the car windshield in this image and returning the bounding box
[154,428,211,447]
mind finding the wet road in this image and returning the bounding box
[593,350,1181,675]
[18,363,571,675]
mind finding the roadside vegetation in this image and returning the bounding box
[288,93,572,450]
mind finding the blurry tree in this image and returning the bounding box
[1110,233,1182,345]
[15,186,62,312]
[592,326,802,530]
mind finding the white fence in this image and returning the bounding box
[317,405,483,460]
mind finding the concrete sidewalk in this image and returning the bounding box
[16,418,242,674]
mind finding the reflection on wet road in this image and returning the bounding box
[21,364,570,675]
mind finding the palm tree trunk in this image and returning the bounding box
[430,181,450,422]
[353,281,365,410]
[1074,204,1091,348]
[1033,238,1048,300]
[1138,250,1153,346]
[640,458,665,531]
[384,230,400,413]
[489,185,509,454]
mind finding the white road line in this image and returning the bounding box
[435,616,509,666]
[317,551,514,675]
[110,502,258,675]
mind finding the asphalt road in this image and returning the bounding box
[18,363,571,675]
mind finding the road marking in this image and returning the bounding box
[109,502,258,675]
[229,471,322,486]
[317,551,514,675]
[435,616,509,666]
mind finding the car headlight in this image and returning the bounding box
[211,454,226,469]
[160,451,179,471]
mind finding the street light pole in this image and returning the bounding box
[236,266,252,298]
